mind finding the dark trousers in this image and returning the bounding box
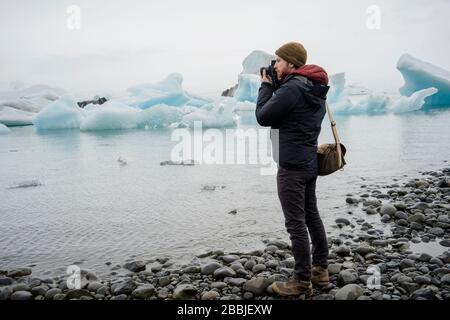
[277,166,329,281]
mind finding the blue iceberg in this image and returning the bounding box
[233,50,274,103]
[114,73,211,109]
[397,54,450,107]
[80,101,138,131]
[33,96,83,130]
[233,74,261,103]
[328,70,438,115]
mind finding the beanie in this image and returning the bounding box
[275,42,307,67]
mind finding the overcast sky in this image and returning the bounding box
[0,0,448,96]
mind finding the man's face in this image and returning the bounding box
[274,56,292,80]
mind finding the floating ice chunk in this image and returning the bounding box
[80,101,138,131]
[0,106,35,126]
[241,50,275,75]
[328,73,347,103]
[330,88,438,115]
[397,54,450,107]
[33,96,83,130]
[234,101,256,111]
[0,123,11,134]
[119,73,210,109]
[181,97,237,128]
[388,87,439,113]
[137,104,183,129]
[0,84,65,116]
[233,74,261,103]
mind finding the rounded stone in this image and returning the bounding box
[11,291,33,300]
[201,291,220,300]
[335,284,364,300]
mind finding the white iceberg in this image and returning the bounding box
[137,104,183,129]
[33,96,83,130]
[181,97,237,128]
[387,87,439,113]
[0,106,35,126]
[0,123,11,134]
[397,54,450,107]
[0,84,65,114]
[241,50,275,75]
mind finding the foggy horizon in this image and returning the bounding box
[1,0,449,97]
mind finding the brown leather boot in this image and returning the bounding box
[271,278,313,297]
[311,265,329,287]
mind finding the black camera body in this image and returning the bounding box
[260,60,281,88]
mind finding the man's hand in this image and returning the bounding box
[261,69,273,85]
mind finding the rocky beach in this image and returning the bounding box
[1,166,450,301]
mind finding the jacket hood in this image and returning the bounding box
[288,64,329,85]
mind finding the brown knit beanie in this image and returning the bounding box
[275,42,307,67]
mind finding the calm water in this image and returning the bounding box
[1,109,450,278]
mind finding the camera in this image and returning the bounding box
[260,59,281,88]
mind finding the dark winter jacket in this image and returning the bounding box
[255,64,330,171]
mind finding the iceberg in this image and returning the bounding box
[331,88,438,115]
[137,104,183,129]
[33,97,185,131]
[230,50,275,103]
[80,101,138,131]
[33,96,84,130]
[114,73,211,109]
[397,54,450,107]
[181,97,237,128]
[327,71,438,115]
[0,84,65,113]
[328,73,346,103]
[387,87,438,113]
[234,101,256,111]
[233,74,261,103]
[241,50,275,75]
[0,123,11,134]
[0,106,35,126]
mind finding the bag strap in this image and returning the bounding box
[293,75,344,164]
[325,102,340,145]
[325,101,343,167]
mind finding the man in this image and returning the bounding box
[255,42,330,297]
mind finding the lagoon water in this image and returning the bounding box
[1,109,450,278]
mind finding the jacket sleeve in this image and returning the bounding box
[255,83,298,127]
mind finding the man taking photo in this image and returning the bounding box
[256,41,330,297]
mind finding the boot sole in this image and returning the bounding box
[312,281,329,287]
[272,284,313,297]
